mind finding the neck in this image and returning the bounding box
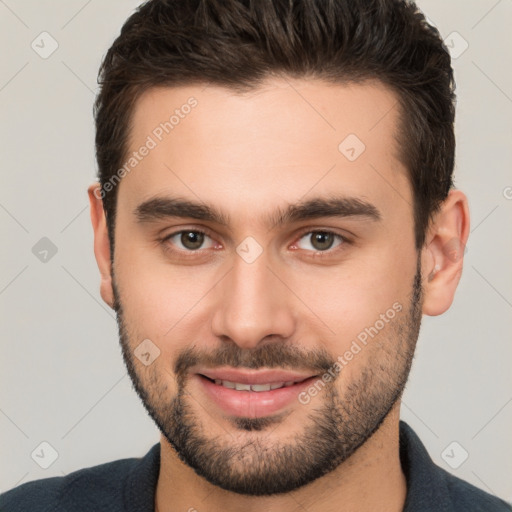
[155,404,406,512]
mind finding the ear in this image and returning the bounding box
[88,183,114,308]
[420,189,470,316]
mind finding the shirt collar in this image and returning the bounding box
[399,420,454,511]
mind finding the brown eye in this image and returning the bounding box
[295,231,344,252]
[180,231,205,250]
[165,230,214,251]
[311,232,335,250]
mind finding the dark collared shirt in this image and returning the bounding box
[1,421,510,511]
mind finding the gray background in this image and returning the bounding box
[1,0,511,503]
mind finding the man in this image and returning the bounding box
[1,0,510,511]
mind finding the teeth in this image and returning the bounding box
[212,379,296,392]
[251,384,272,392]
[214,379,235,389]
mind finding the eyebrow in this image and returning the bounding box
[134,195,382,229]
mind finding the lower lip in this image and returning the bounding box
[195,374,318,418]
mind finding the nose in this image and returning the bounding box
[210,250,296,350]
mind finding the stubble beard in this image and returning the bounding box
[113,256,423,496]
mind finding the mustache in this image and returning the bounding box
[174,342,336,382]
[111,278,336,381]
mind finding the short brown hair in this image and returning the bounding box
[94,0,455,251]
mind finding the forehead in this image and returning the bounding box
[120,78,411,226]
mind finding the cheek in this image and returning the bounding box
[117,271,189,334]
[286,250,415,353]
[114,244,220,356]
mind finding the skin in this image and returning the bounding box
[88,78,469,512]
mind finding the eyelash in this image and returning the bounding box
[160,228,351,260]
[160,228,218,259]
[292,228,349,259]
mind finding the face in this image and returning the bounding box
[109,79,424,495]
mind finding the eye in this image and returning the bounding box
[164,230,215,251]
[293,231,345,252]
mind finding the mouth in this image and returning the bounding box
[199,374,311,392]
[194,370,320,418]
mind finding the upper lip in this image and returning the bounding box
[196,368,317,385]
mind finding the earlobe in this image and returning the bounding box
[87,183,115,308]
[421,189,470,316]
